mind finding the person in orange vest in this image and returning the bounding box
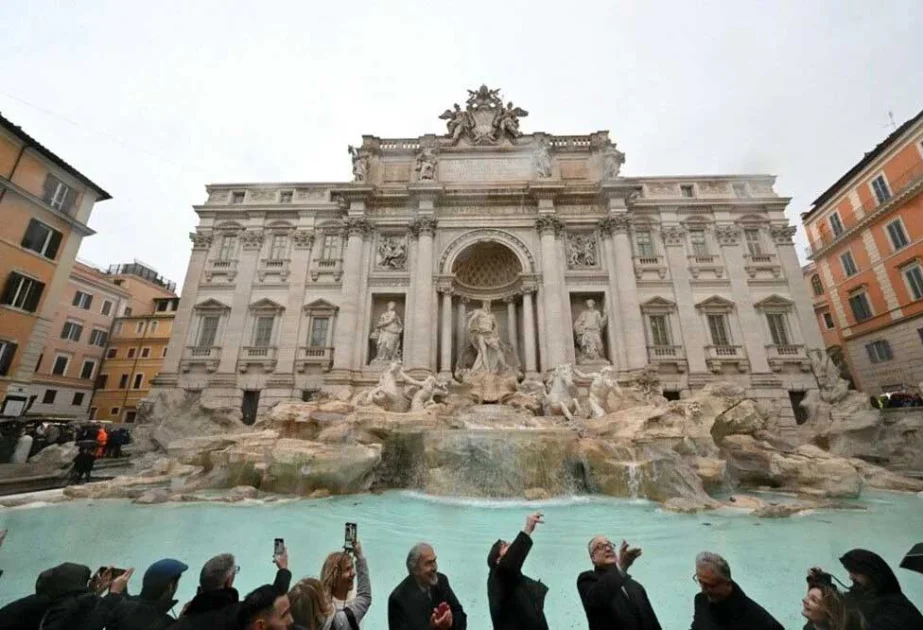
[96,426,108,459]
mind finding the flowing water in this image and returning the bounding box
[1,491,921,629]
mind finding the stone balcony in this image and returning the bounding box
[646,345,687,372]
[180,346,221,372]
[204,259,238,282]
[238,346,278,373]
[705,344,748,373]
[633,255,667,280]
[765,344,811,372]
[258,258,291,282]
[296,346,334,373]
[687,254,724,279]
[311,258,342,282]
[744,253,782,279]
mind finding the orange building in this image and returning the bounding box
[802,108,923,394]
[0,113,111,416]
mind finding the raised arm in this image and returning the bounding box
[344,549,371,623]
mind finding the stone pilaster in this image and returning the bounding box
[439,286,453,376]
[218,229,263,373]
[660,221,708,373]
[408,216,437,372]
[331,218,372,372]
[161,231,213,374]
[521,288,538,376]
[600,214,646,370]
[505,297,518,357]
[276,230,314,371]
[771,225,823,350]
[536,214,567,369]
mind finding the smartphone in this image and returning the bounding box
[96,566,126,580]
[344,522,357,550]
[273,538,285,560]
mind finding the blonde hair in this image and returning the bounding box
[321,551,353,601]
[809,584,867,630]
[288,578,327,630]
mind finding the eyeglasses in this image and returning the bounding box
[592,542,615,554]
[234,566,241,575]
[693,574,726,589]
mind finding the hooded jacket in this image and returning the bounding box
[487,532,549,630]
[577,564,662,630]
[86,559,188,630]
[29,563,109,630]
[840,549,923,630]
[0,565,68,630]
[169,567,291,630]
[690,582,784,630]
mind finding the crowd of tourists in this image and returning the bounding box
[0,511,921,630]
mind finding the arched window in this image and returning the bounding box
[810,274,824,296]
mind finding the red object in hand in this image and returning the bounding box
[437,602,450,615]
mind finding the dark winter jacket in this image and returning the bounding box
[840,549,923,630]
[168,568,291,630]
[30,563,109,630]
[577,564,662,630]
[690,582,783,630]
[388,573,467,630]
[487,532,549,630]
[85,593,177,630]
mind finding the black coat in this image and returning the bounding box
[487,532,549,630]
[85,593,177,630]
[0,594,52,630]
[388,573,467,630]
[168,568,291,630]
[840,549,923,630]
[690,583,783,630]
[577,565,661,630]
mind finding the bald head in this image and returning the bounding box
[588,535,617,568]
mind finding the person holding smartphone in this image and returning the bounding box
[487,511,549,630]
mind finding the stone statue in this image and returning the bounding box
[352,361,407,410]
[438,104,472,144]
[603,145,626,179]
[573,299,608,363]
[567,234,597,268]
[534,138,552,178]
[574,365,622,418]
[808,348,850,404]
[414,149,437,181]
[439,87,529,146]
[348,145,368,183]
[466,300,509,374]
[544,364,583,421]
[370,302,403,364]
[403,374,448,412]
[492,102,528,140]
[377,237,406,270]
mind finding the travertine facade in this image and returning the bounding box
[154,87,822,427]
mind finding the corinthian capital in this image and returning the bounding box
[240,229,265,249]
[714,225,741,246]
[661,225,686,247]
[410,216,438,238]
[770,225,797,245]
[598,214,630,235]
[535,214,564,236]
[344,218,373,238]
[189,231,213,250]
[292,229,316,249]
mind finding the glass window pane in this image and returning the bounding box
[310,317,329,347]
[707,314,730,346]
[253,316,274,346]
[649,315,670,346]
[766,313,789,345]
[198,316,219,347]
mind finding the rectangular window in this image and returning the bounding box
[707,314,731,346]
[689,230,708,256]
[123,308,132,316]
[42,389,57,404]
[886,220,910,251]
[42,174,74,213]
[149,321,158,334]
[680,184,694,198]
[904,265,923,301]
[124,410,137,423]
[269,234,287,259]
[649,315,671,346]
[106,347,117,359]
[322,235,340,260]
[822,311,835,329]
[871,175,891,204]
[51,355,69,376]
[101,300,113,316]
[110,407,120,416]
[132,373,144,389]
[0,340,17,376]
[114,321,123,335]
[141,347,150,358]
[744,229,762,256]
[218,235,237,260]
[309,317,330,347]
[118,374,129,389]
[829,213,844,237]
[136,321,145,334]
[865,340,893,363]
[841,251,858,277]
[60,320,83,342]
[72,291,93,310]
[231,191,245,204]
[765,313,790,345]
[197,315,220,347]
[1,272,45,312]
[253,316,274,347]
[848,292,873,322]
[811,274,824,296]
[72,392,85,406]
[634,230,654,257]
[280,191,293,204]
[89,329,108,347]
[95,374,108,389]
[127,348,136,359]
[20,219,62,260]
[80,360,95,380]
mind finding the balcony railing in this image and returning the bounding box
[705,344,748,373]
[296,345,334,372]
[688,254,717,264]
[807,161,923,256]
[707,344,742,357]
[765,344,810,372]
[181,346,221,372]
[238,346,278,372]
[634,254,662,266]
[188,345,220,358]
[258,258,290,282]
[311,258,343,281]
[744,253,775,264]
[648,345,682,357]
[208,259,237,271]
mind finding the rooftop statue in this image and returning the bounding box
[439,85,529,145]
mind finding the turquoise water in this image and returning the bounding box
[1,491,921,630]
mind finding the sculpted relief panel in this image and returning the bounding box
[437,157,533,183]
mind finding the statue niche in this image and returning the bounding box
[369,298,405,365]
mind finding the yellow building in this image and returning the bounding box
[0,113,111,416]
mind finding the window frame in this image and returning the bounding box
[1,272,45,313]
[42,389,57,404]
[132,373,144,389]
[633,229,655,257]
[810,274,824,296]
[280,190,293,204]
[885,218,910,251]
[902,263,923,301]
[106,347,117,359]
[865,339,893,363]
[648,314,672,346]
[230,191,245,204]
[321,234,341,260]
[60,320,84,342]
[42,174,73,212]
[217,234,238,260]
[0,340,17,376]
[101,300,113,316]
[765,312,791,346]
[841,250,859,277]
[79,359,96,380]
[196,314,222,348]
[706,313,731,346]
[680,184,695,198]
[848,290,874,322]
[89,329,108,347]
[20,219,62,260]
[72,290,93,310]
[141,347,151,358]
[871,174,891,205]
[743,228,763,256]
[252,315,276,347]
[821,311,835,329]
[72,392,85,406]
[118,374,129,389]
[828,212,845,237]
[688,230,709,256]
[308,316,330,347]
[51,354,70,376]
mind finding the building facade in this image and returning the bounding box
[154,87,822,429]
[0,113,111,416]
[26,261,129,417]
[802,109,923,394]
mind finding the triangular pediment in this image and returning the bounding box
[754,294,794,309]
[249,298,285,312]
[696,295,736,311]
[641,296,677,312]
[193,298,231,311]
[303,298,339,312]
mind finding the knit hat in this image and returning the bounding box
[141,558,188,600]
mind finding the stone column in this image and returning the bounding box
[505,298,518,357]
[601,215,646,370]
[598,222,627,372]
[331,218,371,372]
[162,231,213,374]
[218,228,264,373]
[536,215,567,369]
[439,289,453,376]
[408,216,437,372]
[660,223,708,373]
[455,300,466,368]
[521,289,538,375]
[715,224,770,373]
[276,229,314,371]
[772,225,824,350]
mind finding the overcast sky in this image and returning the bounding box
[2,0,922,291]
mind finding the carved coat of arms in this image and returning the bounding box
[439,85,528,145]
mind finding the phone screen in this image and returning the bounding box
[344,522,357,549]
[273,538,285,559]
[96,567,126,580]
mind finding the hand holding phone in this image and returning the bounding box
[273,538,288,570]
[344,522,357,551]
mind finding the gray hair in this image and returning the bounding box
[200,553,236,591]
[406,543,432,575]
[696,552,732,581]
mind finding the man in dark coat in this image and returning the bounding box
[388,542,467,630]
[87,558,187,630]
[35,563,131,630]
[690,552,783,630]
[170,548,291,630]
[487,511,549,630]
[577,535,661,630]
[839,548,923,630]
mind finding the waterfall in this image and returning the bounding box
[626,462,642,499]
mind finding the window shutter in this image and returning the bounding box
[46,229,62,260]
[42,174,57,204]
[1,273,21,306]
[24,279,45,312]
[0,342,16,376]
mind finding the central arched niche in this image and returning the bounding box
[451,241,524,299]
